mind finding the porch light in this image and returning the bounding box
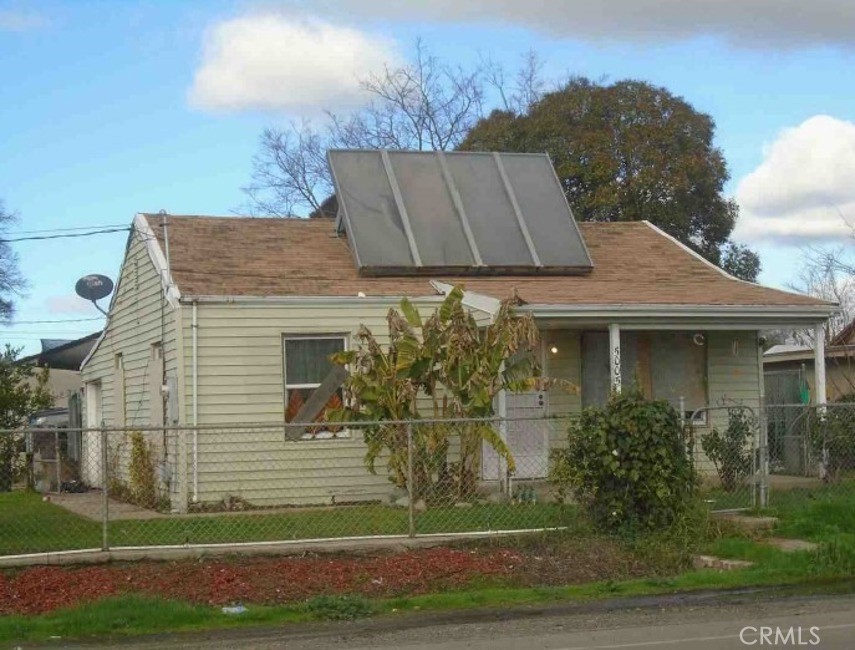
[550,346,559,354]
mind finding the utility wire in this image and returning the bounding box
[3,317,104,325]
[3,223,129,236]
[0,227,130,243]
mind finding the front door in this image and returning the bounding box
[482,343,549,480]
[504,389,549,478]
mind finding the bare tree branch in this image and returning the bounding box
[243,41,544,217]
[0,201,25,321]
[785,246,855,345]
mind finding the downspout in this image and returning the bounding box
[192,300,199,502]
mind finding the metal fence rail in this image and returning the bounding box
[1,405,853,560]
[0,416,573,558]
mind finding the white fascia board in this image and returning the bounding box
[80,225,137,371]
[520,303,838,330]
[81,214,179,371]
[134,214,180,308]
[521,303,838,317]
[430,280,501,317]
[180,294,445,306]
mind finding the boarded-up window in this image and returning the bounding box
[649,332,707,418]
[283,335,347,439]
[581,330,707,416]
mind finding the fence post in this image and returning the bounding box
[100,424,109,552]
[757,402,769,509]
[406,422,415,538]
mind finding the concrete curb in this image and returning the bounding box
[0,528,566,568]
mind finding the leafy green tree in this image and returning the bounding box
[721,243,761,283]
[329,286,557,503]
[460,78,760,281]
[0,346,52,491]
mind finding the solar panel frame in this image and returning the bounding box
[329,149,594,276]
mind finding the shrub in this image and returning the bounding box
[809,396,855,482]
[549,390,698,534]
[700,407,754,492]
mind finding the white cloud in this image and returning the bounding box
[734,115,855,243]
[188,13,398,113]
[0,8,46,31]
[46,294,98,316]
[303,0,855,49]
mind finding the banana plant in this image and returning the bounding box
[329,286,563,504]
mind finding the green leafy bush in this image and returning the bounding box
[700,407,754,492]
[809,396,855,482]
[549,390,697,534]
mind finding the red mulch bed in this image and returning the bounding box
[0,548,524,615]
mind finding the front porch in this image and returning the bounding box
[483,309,832,493]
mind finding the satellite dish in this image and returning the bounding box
[75,274,114,315]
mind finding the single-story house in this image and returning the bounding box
[764,322,855,404]
[80,150,836,512]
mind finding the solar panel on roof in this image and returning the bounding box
[328,149,592,276]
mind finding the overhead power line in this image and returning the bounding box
[1,227,130,243]
[3,224,129,236]
[3,317,104,325]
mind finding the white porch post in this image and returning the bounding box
[814,322,827,406]
[609,323,621,394]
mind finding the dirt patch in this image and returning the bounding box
[0,539,667,616]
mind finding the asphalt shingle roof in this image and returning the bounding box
[145,214,827,307]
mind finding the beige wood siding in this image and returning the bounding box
[80,231,179,499]
[542,330,582,449]
[706,331,761,426]
[182,299,442,507]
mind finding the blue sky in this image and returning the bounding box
[2,1,854,354]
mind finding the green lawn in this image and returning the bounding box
[0,491,102,555]
[0,491,576,556]
[3,567,854,645]
[5,485,855,644]
[704,481,855,581]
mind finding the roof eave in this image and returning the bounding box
[520,303,839,329]
[178,294,446,306]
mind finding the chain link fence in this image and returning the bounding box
[2,405,852,560]
[686,405,761,512]
[0,416,575,558]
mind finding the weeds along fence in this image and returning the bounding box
[1,406,853,559]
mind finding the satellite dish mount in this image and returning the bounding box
[75,274,114,316]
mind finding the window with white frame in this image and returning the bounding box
[283,335,348,439]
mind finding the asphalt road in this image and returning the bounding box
[36,591,855,650]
